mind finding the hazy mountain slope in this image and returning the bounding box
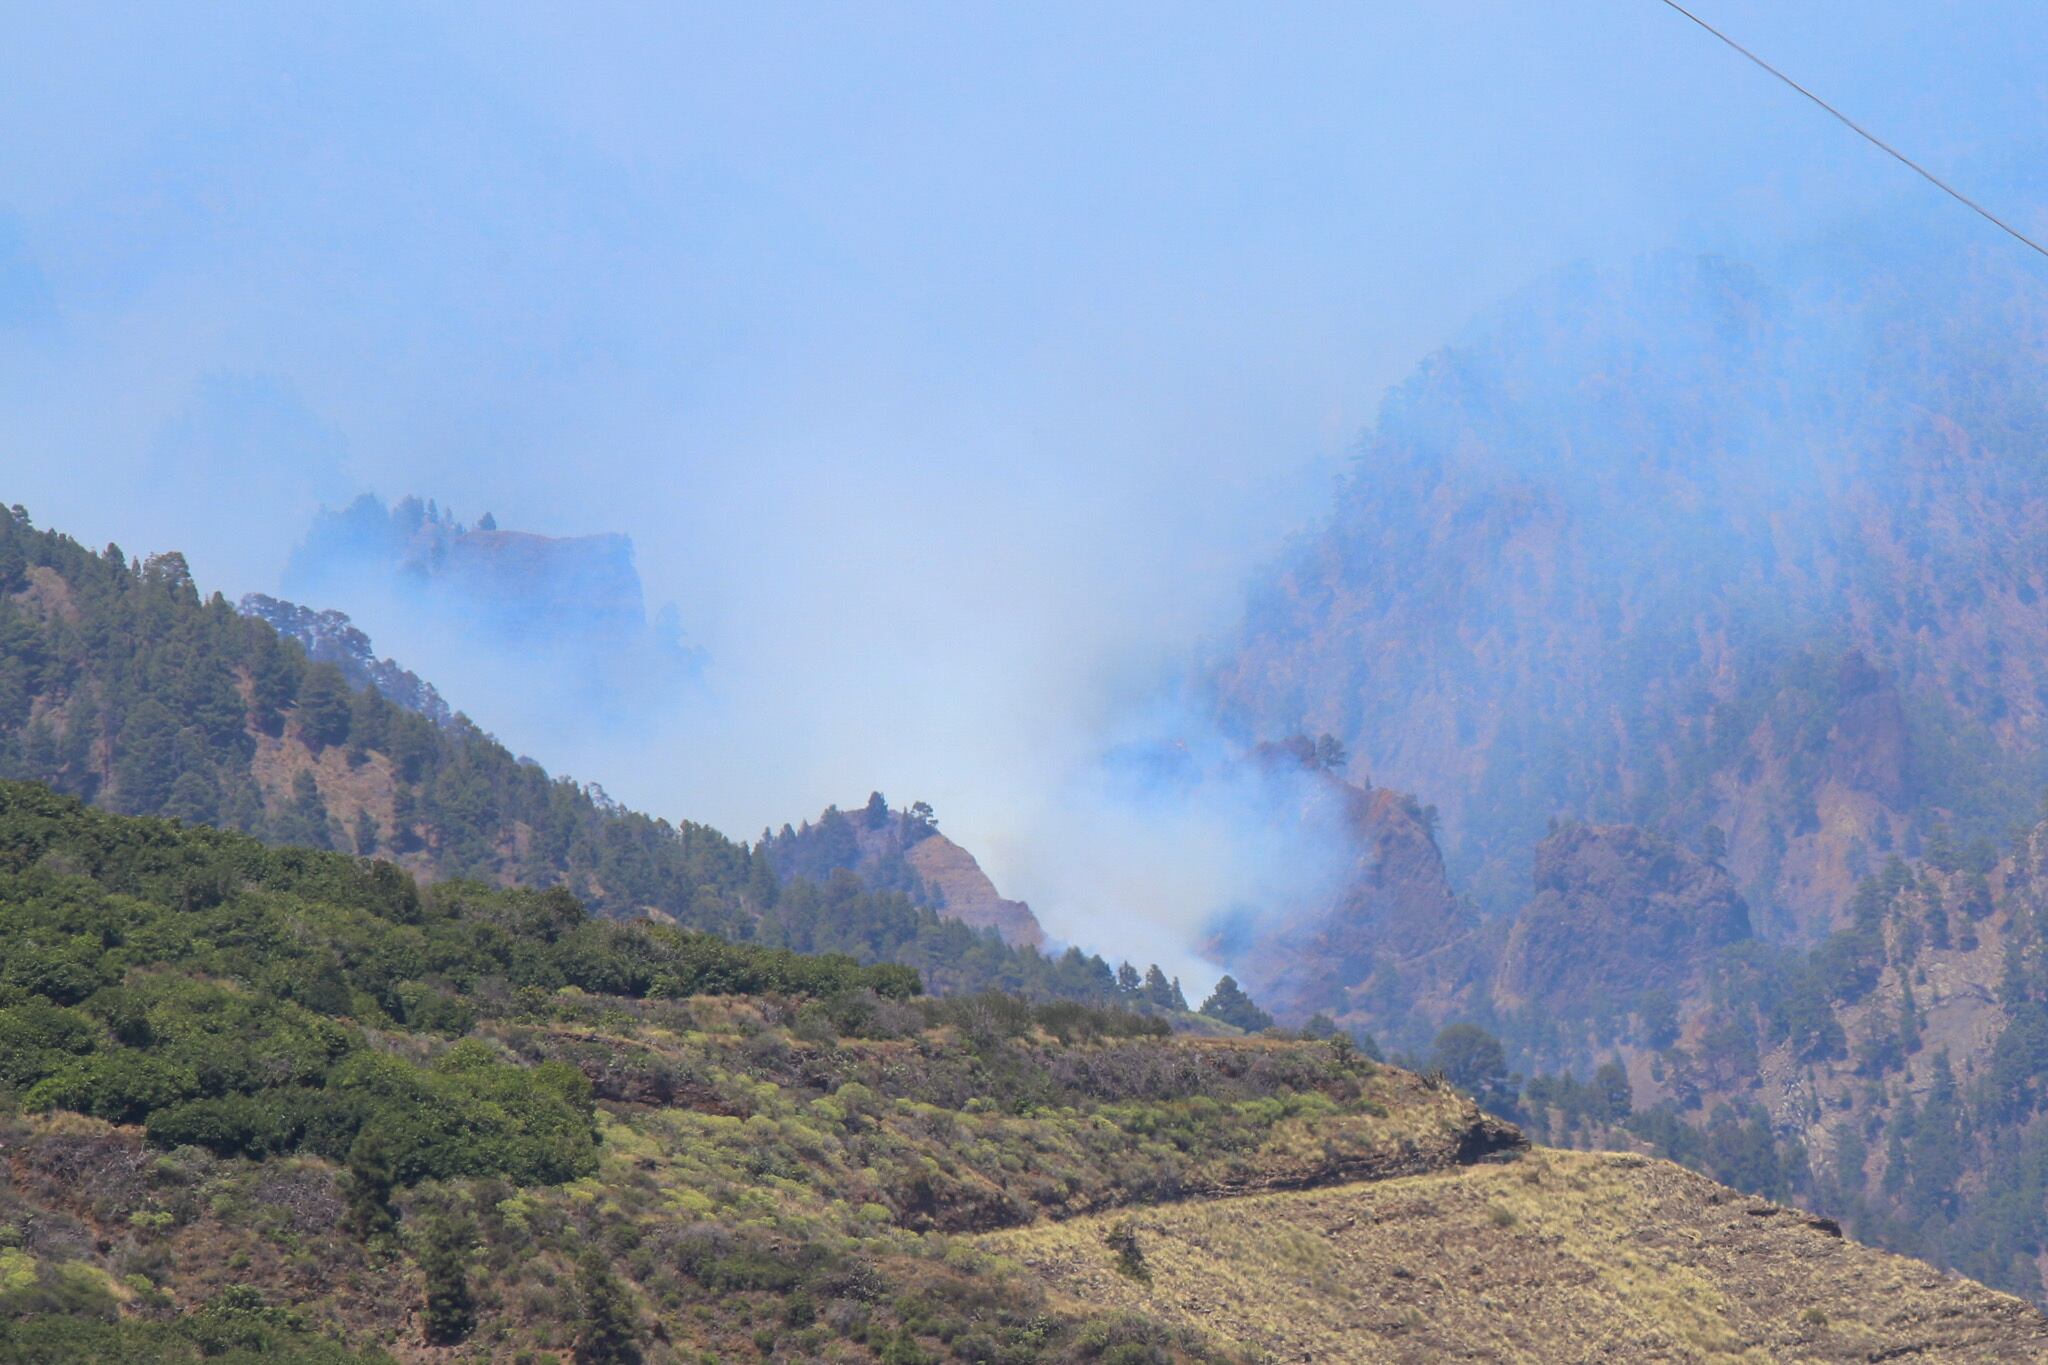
[238,593,452,728]
[992,1149,2048,1363]
[1525,811,2048,1306]
[1212,226,2048,938]
[1317,803,2048,1306]
[1218,748,2048,1302]
[281,494,702,742]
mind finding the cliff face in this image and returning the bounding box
[1226,763,1484,1030]
[285,494,649,644]
[764,799,1048,949]
[1211,233,2048,940]
[280,493,701,730]
[902,832,1045,949]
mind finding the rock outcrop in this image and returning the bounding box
[1225,744,1487,1031]
[1493,822,1751,1012]
[279,493,702,727]
[765,798,1047,949]
[903,831,1044,949]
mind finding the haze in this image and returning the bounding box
[5,0,2045,973]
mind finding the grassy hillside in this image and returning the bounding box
[991,1149,2048,1363]
[2,785,2040,1360]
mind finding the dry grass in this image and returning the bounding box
[983,1148,2048,1363]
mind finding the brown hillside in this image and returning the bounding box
[990,1148,2048,1363]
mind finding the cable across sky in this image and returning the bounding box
[1657,0,2048,262]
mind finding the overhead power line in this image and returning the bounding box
[1656,0,2048,263]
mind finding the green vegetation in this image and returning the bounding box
[0,782,917,1186]
[1196,975,1272,1033]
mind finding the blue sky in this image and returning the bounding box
[4,1,2046,965]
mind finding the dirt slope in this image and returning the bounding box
[989,1148,2048,1363]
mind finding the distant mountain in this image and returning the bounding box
[1205,212,2048,1305]
[1212,224,2048,940]
[282,492,702,727]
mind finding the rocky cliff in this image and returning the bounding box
[280,493,702,729]
[902,830,1045,949]
[1221,743,1486,1029]
[764,797,1046,949]
[1493,822,1751,1013]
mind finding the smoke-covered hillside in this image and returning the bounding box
[282,494,703,748]
[1213,211,2048,939]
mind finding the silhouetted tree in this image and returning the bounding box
[1430,1023,1508,1099]
[353,808,379,857]
[1199,975,1274,1032]
[344,1127,398,1243]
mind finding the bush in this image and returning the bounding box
[26,1051,199,1124]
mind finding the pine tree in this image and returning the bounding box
[274,769,334,850]
[162,768,220,825]
[1593,1060,1633,1121]
[1199,975,1274,1033]
[296,663,354,750]
[747,842,781,909]
[415,1213,476,1345]
[1142,965,1178,1010]
[573,1249,642,1364]
[344,1127,398,1243]
[112,698,179,815]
